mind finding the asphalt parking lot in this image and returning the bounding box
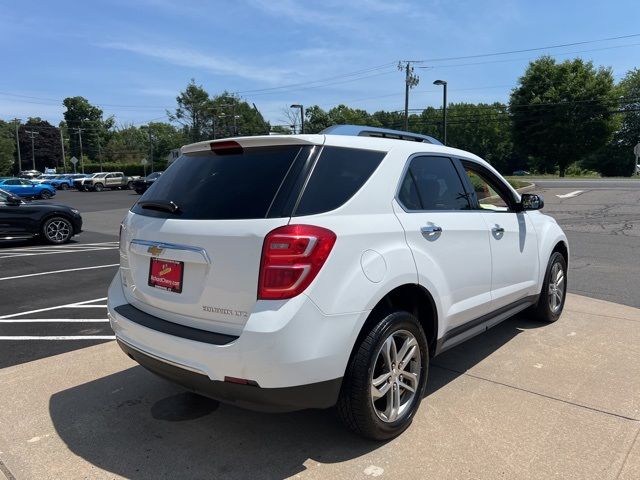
[0,180,639,479]
[0,189,130,369]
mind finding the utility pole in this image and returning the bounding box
[148,129,154,173]
[24,130,39,170]
[398,61,421,131]
[232,104,238,136]
[60,130,67,173]
[12,118,21,174]
[72,128,85,173]
[97,136,103,173]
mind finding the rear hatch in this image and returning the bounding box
[120,136,322,334]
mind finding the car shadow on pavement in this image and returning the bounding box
[49,314,544,480]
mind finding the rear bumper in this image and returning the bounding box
[118,338,341,412]
[108,273,369,410]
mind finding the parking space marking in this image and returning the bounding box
[0,264,119,282]
[0,242,119,259]
[0,336,115,340]
[0,297,107,319]
[67,305,108,308]
[1,241,118,252]
[556,190,584,198]
[0,319,109,323]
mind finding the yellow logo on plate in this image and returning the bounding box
[159,267,172,276]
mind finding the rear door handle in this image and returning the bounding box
[421,225,442,237]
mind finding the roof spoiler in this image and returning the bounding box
[321,125,442,145]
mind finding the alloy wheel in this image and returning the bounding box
[370,329,421,423]
[548,262,565,313]
[45,219,71,243]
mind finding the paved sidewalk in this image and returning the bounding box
[0,294,639,480]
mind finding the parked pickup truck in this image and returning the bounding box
[74,172,138,192]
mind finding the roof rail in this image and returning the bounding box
[320,124,443,145]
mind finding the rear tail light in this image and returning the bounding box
[258,225,336,300]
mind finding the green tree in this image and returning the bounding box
[210,92,269,137]
[303,104,376,134]
[510,56,616,176]
[146,122,188,164]
[0,120,16,175]
[62,96,114,161]
[304,105,333,133]
[168,79,215,142]
[103,126,148,164]
[18,118,63,172]
[269,125,292,134]
[446,103,513,173]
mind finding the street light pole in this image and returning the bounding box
[290,104,304,134]
[25,130,39,170]
[433,80,447,145]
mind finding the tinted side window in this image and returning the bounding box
[294,146,385,216]
[398,156,470,211]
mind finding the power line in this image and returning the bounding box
[421,32,640,62]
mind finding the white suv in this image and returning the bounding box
[108,125,568,440]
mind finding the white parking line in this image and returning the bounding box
[556,190,584,199]
[0,336,115,340]
[0,319,109,323]
[1,241,118,252]
[67,305,108,308]
[0,247,118,259]
[0,297,107,319]
[0,264,119,282]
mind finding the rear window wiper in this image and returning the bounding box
[138,200,181,214]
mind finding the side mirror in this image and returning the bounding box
[520,193,544,211]
[7,195,21,206]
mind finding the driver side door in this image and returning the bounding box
[0,191,31,237]
[458,161,540,309]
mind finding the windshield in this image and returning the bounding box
[132,146,310,220]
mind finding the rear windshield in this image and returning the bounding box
[131,145,309,220]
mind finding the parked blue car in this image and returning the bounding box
[35,174,74,190]
[0,178,56,199]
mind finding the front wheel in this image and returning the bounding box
[93,182,104,192]
[39,189,52,200]
[60,183,68,190]
[43,217,73,244]
[127,181,134,190]
[337,311,428,440]
[528,252,567,323]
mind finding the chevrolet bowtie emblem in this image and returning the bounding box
[147,245,164,256]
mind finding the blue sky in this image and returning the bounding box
[1,0,639,128]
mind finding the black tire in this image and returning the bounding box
[60,183,68,190]
[93,182,104,192]
[127,181,134,190]
[337,311,429,441]
[42,216,73,244]
[39,189,52,200]
[528,251,567,323]
[135,189,144,195]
